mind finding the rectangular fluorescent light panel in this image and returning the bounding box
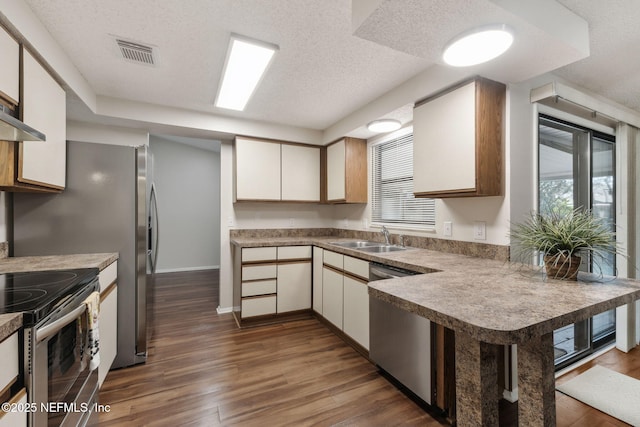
[215,34,278,111]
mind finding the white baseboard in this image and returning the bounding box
[216,306,233,314]
[154,265,220,273]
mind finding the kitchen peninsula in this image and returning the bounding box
[231,231,640,427]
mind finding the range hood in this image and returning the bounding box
[0,105,45,141]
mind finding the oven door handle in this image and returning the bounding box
[36,304,87,343]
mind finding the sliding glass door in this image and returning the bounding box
[538,115,616,368]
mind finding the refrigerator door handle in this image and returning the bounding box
[149,183,159,274]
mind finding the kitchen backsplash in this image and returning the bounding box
[230,228,510,261]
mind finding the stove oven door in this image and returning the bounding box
[29,303,98,427]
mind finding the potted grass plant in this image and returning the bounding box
[510,208,618,280]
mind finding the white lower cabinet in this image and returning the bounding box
[99,285,118,387]
[277,262,312,313]
[322,266,344,329]
[0,332,18,392]
[321,250,370,351]
[237,245,312,322]
[0,331,25,427]
[98,260,118,388]
[343,275,370,350]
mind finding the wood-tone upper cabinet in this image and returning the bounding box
[326,137,367,203]
[235,136,281,201]
[413,77,505,198]
[0,26,19,105]
[235,136,321,202]
[281,143,320,202]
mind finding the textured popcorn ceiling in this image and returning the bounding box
[19,0,640,134]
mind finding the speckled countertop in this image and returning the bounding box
[0,253,118,273]
[0,253,118,338]
[232,236,640,345]
[0,313,22,342]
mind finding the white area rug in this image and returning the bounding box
[557,365,640,426]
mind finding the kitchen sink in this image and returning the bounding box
[330,240,409,253]
[357,245,408,253]
[330,240,381,248]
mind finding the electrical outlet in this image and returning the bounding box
[227,216,235,227]
[443,221,452,237]
[289,218,295,227]
[474,221,486,240]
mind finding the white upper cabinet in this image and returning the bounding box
[413,77,505,198]
[20,48,66,189]
[235,136,281,201]
[326,137,367,204]
[0,26,19,104]
[327,139,346,201]
[281,144,320,201]
[235,136,321,202]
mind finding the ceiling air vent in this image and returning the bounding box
[115,38,156,66]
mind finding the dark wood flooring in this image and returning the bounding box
[99,270,640,426]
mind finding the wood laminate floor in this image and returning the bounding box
[99,270,640,426]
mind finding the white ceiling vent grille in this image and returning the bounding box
[115,39,156,66]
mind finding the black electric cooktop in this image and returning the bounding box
[0,268,99,325]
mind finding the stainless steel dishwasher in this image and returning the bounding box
[369,262,432,405]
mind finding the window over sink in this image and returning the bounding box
[371,126,435,228]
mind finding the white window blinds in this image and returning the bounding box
[371,131,435,226]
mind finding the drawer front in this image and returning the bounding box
[278,245,312,260]
[0,389,26,427]
[242,247,277,262]
[99,261,118,293]
[344,256,369,281]
[323,250,343,270]
[242,296,277,318]
[242,279,277,297]
[242,264,277,281]
[0,332,18,393]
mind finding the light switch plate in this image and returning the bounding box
[443,221,452,237]
[474,221,486,240]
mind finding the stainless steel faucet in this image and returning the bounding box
[381,226,391,245]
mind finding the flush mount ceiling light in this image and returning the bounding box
[442,24,513,67]
[215,34,279,111]
[367,119,402,133]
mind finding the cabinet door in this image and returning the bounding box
[0,26,19,104]
[99,286,117,388]
[312,247,323,314]
[235,136,281,201]
[343,276,369,350]
[322,267,343,329]
[413,81,476,194]
[20,49,66,189]
[326,139,346,201]
[0,332,18,392]
[281,144,320,201]
[277,262,311,313]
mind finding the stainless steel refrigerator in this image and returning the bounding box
[12,140,157,369]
